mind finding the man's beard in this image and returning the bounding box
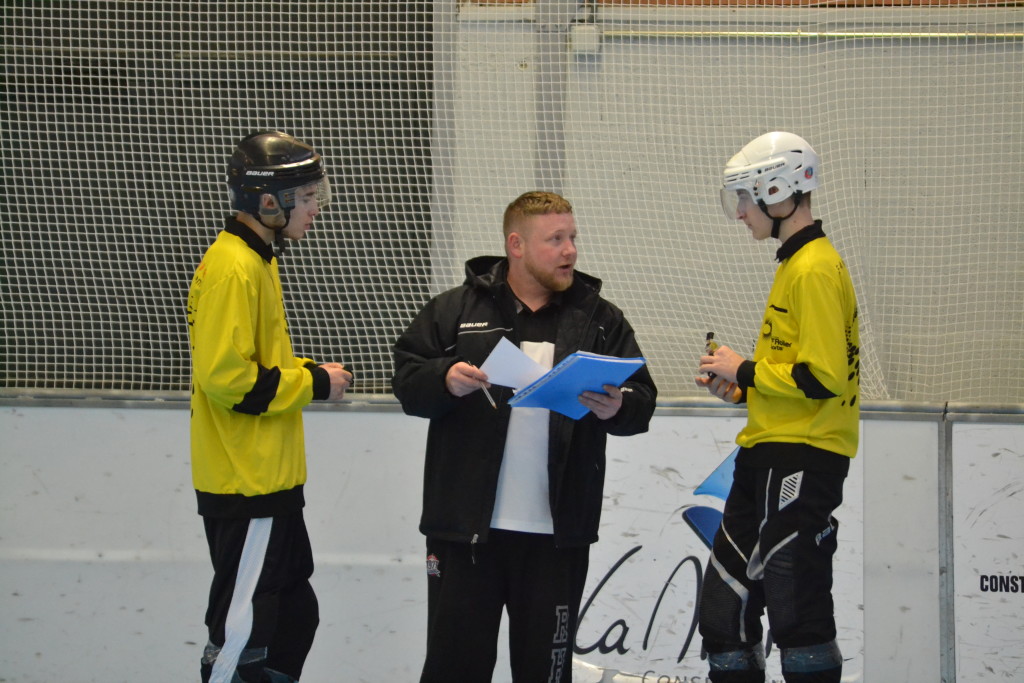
[525,259,573,293]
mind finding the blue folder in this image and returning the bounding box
[507,351,646,420]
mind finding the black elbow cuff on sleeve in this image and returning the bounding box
[792,362,838,399]
[737,360,757,389]
[307,364,331,400]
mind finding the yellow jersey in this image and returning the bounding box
[186,219,319,517]
[737,225,860,459]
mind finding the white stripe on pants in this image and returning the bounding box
[210,517,272,683]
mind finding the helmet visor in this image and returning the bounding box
[720,188,740,219]
[279,178,332,211]
[720,188,754,220]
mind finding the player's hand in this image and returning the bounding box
[446,362,490,398]
[698,344,744,384]
[580,384,623,420]
[695,374,742,404]
[321,362,352,401]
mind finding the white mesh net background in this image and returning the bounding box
[2,1,1022,402]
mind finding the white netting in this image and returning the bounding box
[2,1,1022,402]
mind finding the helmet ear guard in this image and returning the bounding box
[257,194,287,229]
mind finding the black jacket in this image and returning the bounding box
[391,256,657,547]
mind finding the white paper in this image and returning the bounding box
[479,337,547,389]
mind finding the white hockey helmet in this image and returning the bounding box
[720,131,820,220]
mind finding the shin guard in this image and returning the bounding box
[780,640,842,683]
[707,644,766,683]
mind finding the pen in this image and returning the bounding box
[481,384,497,410]
[469,363,497,410]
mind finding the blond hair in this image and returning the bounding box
[502,191,573,238]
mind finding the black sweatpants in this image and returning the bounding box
[201,512,318,683]
[421,530,590,683]
[699,458,846,682]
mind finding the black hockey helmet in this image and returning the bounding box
[226,131,331,228]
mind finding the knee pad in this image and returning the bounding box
[781,640,842,682]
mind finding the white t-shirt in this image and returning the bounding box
[490,340,555,534]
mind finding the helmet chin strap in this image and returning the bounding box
[257,201,290,258]
[757,192,803,239]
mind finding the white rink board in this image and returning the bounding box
[0,405,900,683]
[952,422,1024,681]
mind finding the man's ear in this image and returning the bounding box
[506,231,523,259]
